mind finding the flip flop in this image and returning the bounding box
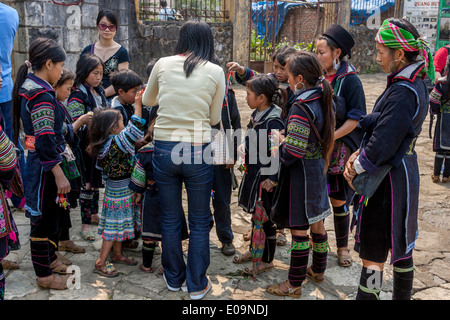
[80,230,95,242]
[93,262,119,278]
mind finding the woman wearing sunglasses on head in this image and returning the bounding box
[81,9,130,101]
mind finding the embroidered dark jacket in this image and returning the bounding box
[19,74,67,216]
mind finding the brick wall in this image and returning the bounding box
[278,6,320,46]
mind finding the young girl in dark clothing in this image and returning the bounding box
[267,51,335,298]
[67,53,107,242]
[54,68,92,257]
[236,74,285,276]
[228,45,297,246]
[12,37,73,289]
[87,94,144,277]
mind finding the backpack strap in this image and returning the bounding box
[293,102,322,143]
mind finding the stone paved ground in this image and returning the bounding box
[3,73,450,301]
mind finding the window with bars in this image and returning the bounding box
[138,0,229,22]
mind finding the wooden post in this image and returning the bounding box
[340,0,351,28]
[225,0,250,66]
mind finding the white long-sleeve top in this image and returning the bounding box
[143,55,225,144]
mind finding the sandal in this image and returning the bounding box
[59,240,86,253]
[112,254,138,266]
[36,274,72,290]
[242,229,252,241]
[266,280,302,298]
[80,230,95,242]
[337,248,352,267]
[93,262,119,278]
[1,259,20,270]
[243,262,274,276]
[139,264,154,273]
[50,259,72,275]
[442,177,449,183]
[306,266,325,283]
[91,214,100,226]
[56,252,72,266]
[276,230,287,246]
[156,266,164,275]
[232,251,252,264]
[432,175,440,183]
[122,240,139,250]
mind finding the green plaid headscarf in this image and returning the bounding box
[376,19,435,83]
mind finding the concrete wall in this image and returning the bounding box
[6,0,103,76]
[7,0,235,81]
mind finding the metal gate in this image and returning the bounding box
[249,0,343,73]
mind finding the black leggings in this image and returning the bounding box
[434,152,450,177]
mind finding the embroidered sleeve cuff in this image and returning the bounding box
[131,114,146,126]
[235,67,254,84]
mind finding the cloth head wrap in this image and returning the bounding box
[375,19,435,83]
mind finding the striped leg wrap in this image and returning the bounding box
[30,237,53,277]
[80,189,94,224]
[288,235,310,287]
[311,232,329,274]
[356,267,383,300]
[142,242,156,268]
[333,205,350,248]
[393,257,414,300]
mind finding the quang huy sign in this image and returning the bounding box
[436,0,450,51]
[403,0,440,53]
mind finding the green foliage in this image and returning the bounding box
[250,31,316,61]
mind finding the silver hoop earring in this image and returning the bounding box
[333,58,340,71]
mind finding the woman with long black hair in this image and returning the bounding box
[142,20,225,300]
[266,51,335,298]
[12,37,73,289]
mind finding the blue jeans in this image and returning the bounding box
[153,140,213,293]
[211,165,234,244]
[0,100,26,208]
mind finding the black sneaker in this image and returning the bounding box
[221,243,235,256]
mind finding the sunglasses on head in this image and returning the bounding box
[97,23,117,31]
